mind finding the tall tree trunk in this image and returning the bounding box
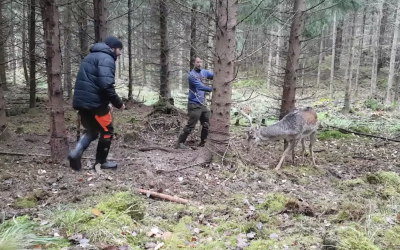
[275,27,281,85]
[316,28,324,88]
[159,0,170,98]
[0,0,7,90]
[334,19,343,70]
[29,0,36,108]
[198,0,237,162]
[78,0,88,59]
[342,13,357,113]
[0,0,6,139]
[141,10,147,87]
[330,12,337,98]
[377,0,388,74]
[267,33,273,89]
[40,0,69,161]
[370,3,383,97]
[64,4,72,99]
[279,0,307,119]
[128,0,133,100]
[94,0,107,43]
[355,6,367,97]
[189,2,197,69]
[385,0,400,107]
[22,0,29,85]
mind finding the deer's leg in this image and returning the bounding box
[309,131,317,166]
[275,140,293,170]
[301,138,306,164]
[291,139,297,164]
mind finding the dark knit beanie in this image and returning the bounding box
[103,36,123,49]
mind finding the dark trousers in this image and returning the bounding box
[178,103,210,144]
[78,110,114,163]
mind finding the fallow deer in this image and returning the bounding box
[240,107,318,170]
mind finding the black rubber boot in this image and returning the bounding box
[95,138,117,169]
[68,134,95,171]
[175,132,190,149]
[198,127,208,147]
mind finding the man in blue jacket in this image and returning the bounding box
[68,36,125,171]
[176,56,213,149]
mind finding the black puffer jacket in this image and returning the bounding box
[72,43,123,114]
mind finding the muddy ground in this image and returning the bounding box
[1,96,400,249]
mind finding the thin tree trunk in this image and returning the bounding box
[29,0,36,108]
[0,0,6,139]
[128,0,133,100]
[343,13,357,113]
[0,0,7,90]
[22,0,29,85]
[275,27,281,85]
[159,0,170,98]
[267,33,273,89]
[279,0,307,119]
[40,0,69,161]
[385,1,400,107]
[377,0,388,74]
[355,6,367,97]
[189,2,197,69]
[198,0,237,162]
[370,3,383,97]
[334,19,343,70]
[78,0,88,59]
[316,28,324,88]
[330,12,336,98]
[94,0,107,43]
[141,10,147,87]
[64,4,72,99]
[205,0,214,70]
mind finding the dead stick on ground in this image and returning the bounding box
[123,144,174,153]
[136,188,189,204]
[158,163,203,173]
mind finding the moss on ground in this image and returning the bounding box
[318,130,353,140]
[337,227,380,250]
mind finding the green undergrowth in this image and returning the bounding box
[324,171,400,249]
[0,215,65,250]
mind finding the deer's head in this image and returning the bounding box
[239,109,261,151]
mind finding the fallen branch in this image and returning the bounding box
[158,163,203,173]
[123,144,174,153]
[136,188,189,204]
[329,126,400,143]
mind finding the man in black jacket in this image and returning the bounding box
[68,36,125,171]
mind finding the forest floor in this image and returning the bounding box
[1,88,400,249]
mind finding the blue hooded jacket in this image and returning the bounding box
[188,68,213,105]
[72,43,123,114]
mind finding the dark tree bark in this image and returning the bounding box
[0,0,6,90]
[63,4,72,99]
[94,0,107,43]
[0,0,6,139]
[29,0,36,108]
[128,0,133,100]
[377,0,388,74]
[279,0,307,119]
[159,0,171,98]
[197,0,237,163]
[189,2,197,69]
[41,0,69,162]
[22,0,29,84]
[334,19,343,70]
[78,0,88,59]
